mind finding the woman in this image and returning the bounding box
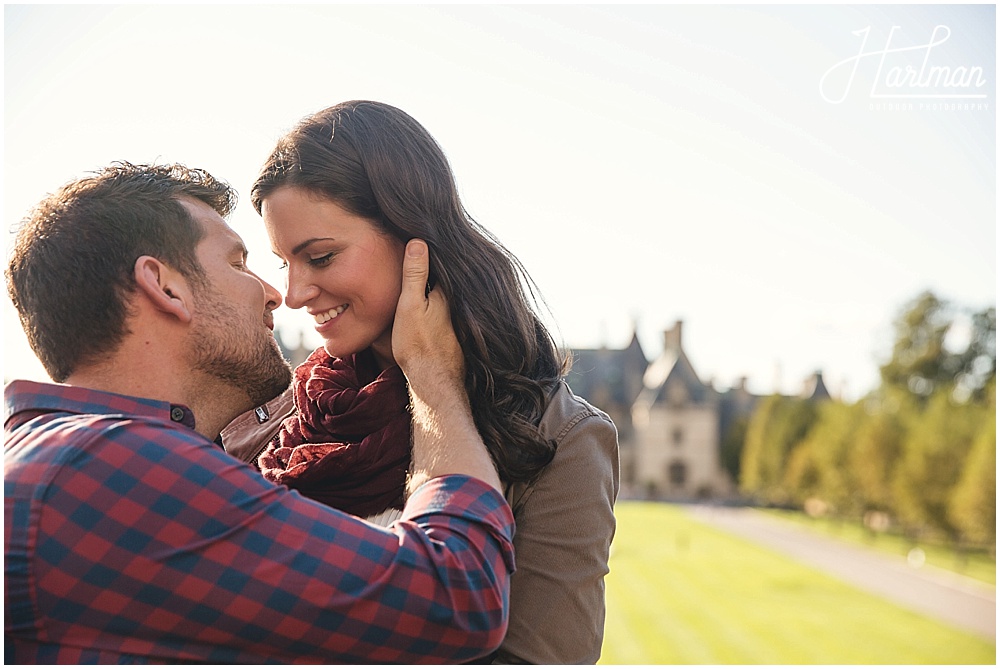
[222,101,619,663]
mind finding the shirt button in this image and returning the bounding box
[170,407,185,422]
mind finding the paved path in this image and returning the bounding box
[684,504,996,641]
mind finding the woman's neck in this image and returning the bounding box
[370,334,397,372]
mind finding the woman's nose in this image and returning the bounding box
[282,265,320,310]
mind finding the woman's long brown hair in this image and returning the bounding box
[252,100,567,484]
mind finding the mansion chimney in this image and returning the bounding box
[663,320,683,354]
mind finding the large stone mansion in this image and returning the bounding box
[565,320,831,501]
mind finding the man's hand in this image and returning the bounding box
[392,239,502,495]
[392,240,464,396]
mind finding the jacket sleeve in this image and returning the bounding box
[495,406,620,664]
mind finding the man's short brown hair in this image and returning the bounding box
[6,162,236,381]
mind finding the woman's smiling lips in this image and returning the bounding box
[313,304,348,325]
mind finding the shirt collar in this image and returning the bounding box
[4,379,197,431]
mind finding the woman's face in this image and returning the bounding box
[261,186,405,369]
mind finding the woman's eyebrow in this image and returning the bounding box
[292,237,337,256]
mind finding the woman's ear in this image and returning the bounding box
[134,255,194,323]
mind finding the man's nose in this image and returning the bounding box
[260,276,283,311]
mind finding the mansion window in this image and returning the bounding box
[668,461,687,487]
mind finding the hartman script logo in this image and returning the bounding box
[820,26,988,104]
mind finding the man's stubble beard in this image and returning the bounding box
[189,287,292,410]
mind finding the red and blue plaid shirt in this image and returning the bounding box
[4,380,515,664]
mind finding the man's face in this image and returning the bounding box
[180,199,292,409]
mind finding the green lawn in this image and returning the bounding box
[757,508,996,586]
[601,502,995,664]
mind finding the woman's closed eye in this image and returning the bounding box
[308,252,335,267]
[273,250,335,271]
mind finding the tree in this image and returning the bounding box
[807,402,864,515]
[891,390,984,539]
[953,307,996,404]
[740,395,780,496]
[879,291,956,403]
[948,382,996,548]
[850,403,906,515]
[782,438,822,507]
[740,395,817,504]
[720,416,749,484]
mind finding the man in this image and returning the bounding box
[4,163,513,663]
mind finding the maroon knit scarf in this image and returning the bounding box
[258,347,411,518]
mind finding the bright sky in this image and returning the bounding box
[4,4,996,402]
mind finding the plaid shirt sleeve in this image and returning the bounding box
[5,399,515,664]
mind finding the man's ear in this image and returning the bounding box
[134,255,194,323]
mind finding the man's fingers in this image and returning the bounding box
[393,238,432,368]
[392,238,463,383]
[401,239,429,307]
